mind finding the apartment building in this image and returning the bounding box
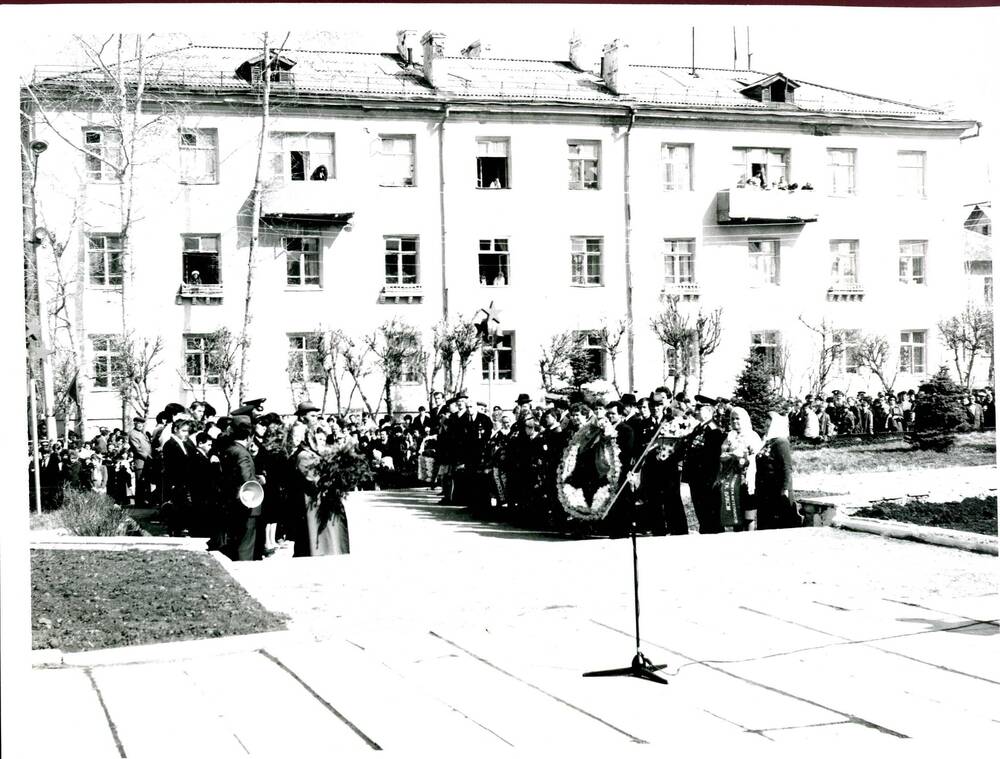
[24,32,980,430]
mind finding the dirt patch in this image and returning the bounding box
[853,496,997,536]
[31,549,287,652]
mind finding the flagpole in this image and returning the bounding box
[28,371,42,515]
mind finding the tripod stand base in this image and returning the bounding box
[583,652,669,685]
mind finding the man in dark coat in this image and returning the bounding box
[161,418,194,536]
[219,415,262,561]
[458,395,494,507]
[602,401,637,537]
[640,435,688,536]
[681,400,725,534]
[190,431,224,548]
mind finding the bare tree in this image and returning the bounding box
[314,329,351,414]
[937,304,994,390]
[799,315,844,397]
[597,318,629,395]
[366,319,424,417]
[856,333,898,396]
[338,333,375,415]
[117,333,164,421]
[538,331,589,392]
[650,296,695,393]
[693,306,723,393]
[202,328,246,414]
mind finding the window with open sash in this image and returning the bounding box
[182,235,220,286]
[898,240,927,284]
[478,238,510,286]
[269,132,334,182]
[732,147,789,187]
[567,141,600,190]
[476,138,510,189]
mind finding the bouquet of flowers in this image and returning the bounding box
[309,441,373,523]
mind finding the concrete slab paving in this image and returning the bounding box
[27,486,999,752]
[27,668,123,759]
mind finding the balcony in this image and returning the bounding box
[717,186,819,225]
[380,283,423,304]
[660,282,700,301]
[261,182,354,226]
[827,283,865,302]
[176,282,223,304]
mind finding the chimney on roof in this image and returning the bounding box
[601,39,631,96]
[397,29,421,66]
[421,31,448,88]
[461,39,489,58]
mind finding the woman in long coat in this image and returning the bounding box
[291,429,350,557]
[715,407,762,532]
[754,411,801,530]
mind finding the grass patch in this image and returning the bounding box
[794,432,996,475]
[31,549,287,651]
[852,496,997,536]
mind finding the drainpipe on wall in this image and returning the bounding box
[623,105,638,391]
[438,104,450,319]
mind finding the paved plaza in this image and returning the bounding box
[25,486,1000,754]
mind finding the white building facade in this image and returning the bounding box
[25,35,982,432]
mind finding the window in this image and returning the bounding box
[384,236,419,285]
[663,239,695,285]
[748,239,780,285]
[478,238,510,286]
[833,329,861,374]
[88,234,123,287]
[830,240,859,286]
[182,235,220,285]
[285,236,321,287]
[252,64,294,86]
[476,138,509,189]
[184,334,220,386]
[83,128,121,182]
[575,331,607,381]
[732,147,789,187]
[897,151,926,197]
[899,241,927,284]
[378,135,415,187]
[571,237,603,286]
[827,148,856,196]
[482,331,514,381]
[662,144,692,191]
[287,334,325,384]
[269,132,335,182]
[751,330,781,374]
[568,141,600,190]
[90,335,123,389]
[899,330,926,374]
[179,129,218,183]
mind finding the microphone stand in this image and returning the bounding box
[583,415,687,685]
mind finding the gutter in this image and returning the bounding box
[623,105,638,392]
[960,121,982,141]
[438,104,449,320]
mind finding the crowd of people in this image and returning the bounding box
[30,379,996,556]
[788,387,995,441]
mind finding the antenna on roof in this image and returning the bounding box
[746,26,752,70]
[690,26,698,77]
[732,26,737,70]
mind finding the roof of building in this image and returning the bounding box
[33,43,953,120]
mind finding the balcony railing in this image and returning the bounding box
[380,283,423,304]
[660,282,700,301]
[177,282,223,303]
[717,186,819,224]
[827,283,865,301]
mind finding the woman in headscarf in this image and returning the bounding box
[291,419,351,556]
[754,411,801,529]
[715,406,762,532]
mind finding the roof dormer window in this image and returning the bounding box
[236,52,297,86]
[740,73,799,105]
